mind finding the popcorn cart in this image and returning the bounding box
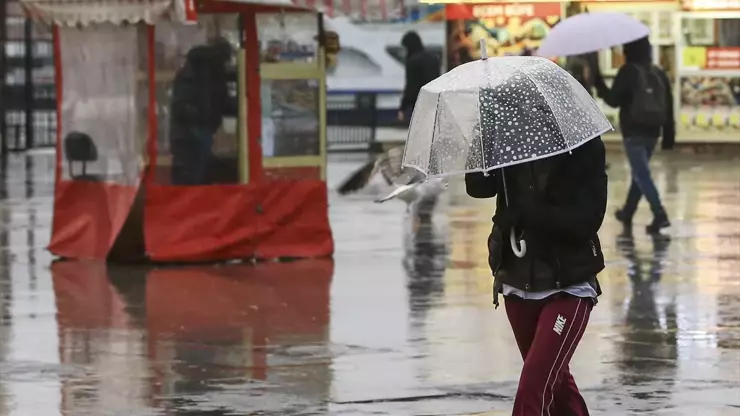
[18,0,382,262]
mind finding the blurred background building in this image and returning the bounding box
[1,0,56,153]
[1,0,739,154]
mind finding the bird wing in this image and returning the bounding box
[337,146,427,197]
[336,158,377,195]
[336,147,401,194]
[374,182,421,204]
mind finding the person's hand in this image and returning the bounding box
[397,110,405,122]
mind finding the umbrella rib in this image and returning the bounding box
[512,61,570,150]
[439,94,478,172]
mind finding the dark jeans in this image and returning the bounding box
[171,127,213,185]
[622,136,664,218]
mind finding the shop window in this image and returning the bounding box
[682,18,715,46]
[261,79,320,158]
[257,13,317,63]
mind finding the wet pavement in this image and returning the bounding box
[0,149,739,415]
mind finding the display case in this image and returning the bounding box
[675,11,740,141]
[256,12,326,181]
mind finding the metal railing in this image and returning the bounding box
[1,6,56,153]
[327,91,380,152]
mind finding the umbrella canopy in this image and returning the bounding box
[536,12,650,58]
[402,55,612,178]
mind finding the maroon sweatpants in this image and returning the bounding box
[504,294,593,416]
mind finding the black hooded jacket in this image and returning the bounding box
[595,37,675,148]
[400,31,441,113]
[465,137,607,302]
[170,43,236,135]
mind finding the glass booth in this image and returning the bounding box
[21,0,334,262]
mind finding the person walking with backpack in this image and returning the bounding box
[591,36,675,234]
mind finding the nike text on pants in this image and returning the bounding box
[504,294,593,416]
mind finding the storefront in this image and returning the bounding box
[676,1,740,141]
[444,2,563,70]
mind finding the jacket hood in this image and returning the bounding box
[401,31,425,57]
[623,36,652,64]
[185,45,213,63]
[185,39,233,65]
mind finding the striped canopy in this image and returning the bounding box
[279,0,404,20]
[20,0,405,26]
[21,0,172,26]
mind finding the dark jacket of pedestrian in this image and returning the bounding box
[594,37,675,149]
[169,41,236,185]
[170,43,235,135]
[399,31,441,118]
[464,137,607,305]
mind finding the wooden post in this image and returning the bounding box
[242,10,262,183]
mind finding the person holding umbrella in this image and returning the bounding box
[401,41,612,415]
[465,122,606,416]
[590,36,674,234]
[536,13,674,234]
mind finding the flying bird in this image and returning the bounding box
[336,146,444,208]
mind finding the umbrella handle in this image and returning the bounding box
[510,228,527,258]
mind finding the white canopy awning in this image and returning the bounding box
[20,0,404,27]
[216,0,404,21]
[21,0,172,26]
[291,0,403,20]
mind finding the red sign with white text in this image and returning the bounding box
[706,47,740,69]
[446,3,562,20]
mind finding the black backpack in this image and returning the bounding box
[629,64,668,127]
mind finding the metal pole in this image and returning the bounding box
[0,1,7,155]
[23,17,33,149]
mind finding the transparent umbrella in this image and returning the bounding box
[402,44,612,256]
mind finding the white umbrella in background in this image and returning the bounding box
[536,12,650,58]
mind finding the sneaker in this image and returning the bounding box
[646,213,670,234]
[615,209,632,227]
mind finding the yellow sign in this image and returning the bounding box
[696,112,710,128]
[682,47,707,69]
[730,113,740,128]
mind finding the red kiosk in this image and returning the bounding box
[20,0,392,262]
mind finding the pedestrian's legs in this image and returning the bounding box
[504,295,545,358]
[552,366,591,416]
[511,295,592,416]
[621,180,642,219]
[192,128,214,185]
[506,296,590,416]
[623,137,665,217]
[170,133,196,185]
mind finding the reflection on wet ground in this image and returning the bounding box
[0,150,739,415]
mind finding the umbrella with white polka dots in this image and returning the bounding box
[401,42,612,257]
